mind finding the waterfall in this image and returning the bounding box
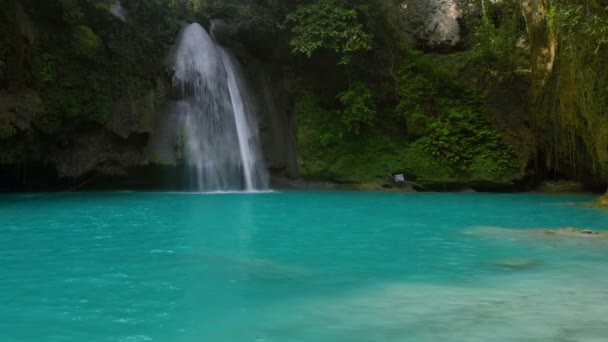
[168,23,269,192]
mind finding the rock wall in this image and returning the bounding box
[244,61,299,179]
[402,0,465,50]
[0,1,172,189]
[5,0,603,191]
[0,1,299,190]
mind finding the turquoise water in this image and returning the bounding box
[2,191,608,341]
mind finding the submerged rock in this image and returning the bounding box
[179,253,315,281]
[494,258,539,270]
[467,226,608,241]
[544,227,607,238]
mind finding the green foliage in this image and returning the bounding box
[116,0,181,80]
[201,1,255,21]
[296,92,342,151]
[400,105,517,184]
[394,61,436,137]
[56,0,84,24]
[401,139,455,183]
[20,0,185,134]
[468,0,527,73]
[427,103,514,179]
[552,1,608,44]
[325,135,405,184]
[393,46,518,182]
[534,0,608,180]
[34,53,60,84]
[6,0,531,188]
[284,0,373,64]
[295,91,401,183]
[73,25,103,58]
[32,50,112,133]
[337,82,376,134]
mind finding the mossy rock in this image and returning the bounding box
[73,25,103,58]
[595,194,608,208]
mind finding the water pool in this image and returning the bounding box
[1,191,608,341]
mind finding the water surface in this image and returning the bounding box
[1,191,607,341]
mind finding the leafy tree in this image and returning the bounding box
[284,0,372,64]
[337,82,376,134]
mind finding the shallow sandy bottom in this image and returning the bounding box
[225,227,608,342]
[238,273,608,342]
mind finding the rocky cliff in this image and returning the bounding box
[0,1,298,190]
[1,0,606,192]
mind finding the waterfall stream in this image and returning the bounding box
[169,23,269,192]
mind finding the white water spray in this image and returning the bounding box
[169,23,269,192]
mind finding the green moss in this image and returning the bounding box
[595,194,608,208]
[73,25,103,58]
[32,50,112,133]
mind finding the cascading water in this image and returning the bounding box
[169,23,269,192]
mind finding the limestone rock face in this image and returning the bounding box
[108,78,169,139]
[403,0,464,49]
[0,89,42,133]
[245,63,299,179]
[49,131,146,177]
